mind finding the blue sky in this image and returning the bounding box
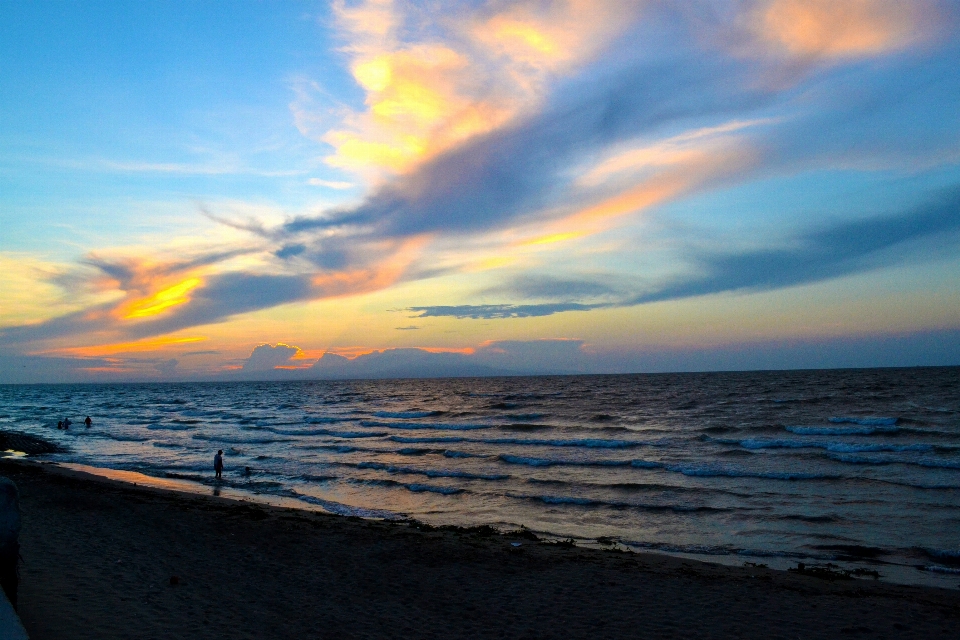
[2,0,959,382]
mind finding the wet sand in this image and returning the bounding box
[2,458,958,639]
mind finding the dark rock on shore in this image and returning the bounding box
[0,432,63,456]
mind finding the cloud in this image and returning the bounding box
[749,0,942,60]
[407,302,606,320]
[307,178,355,189]
[242,343,303,371]
[306,339,589,379]
[408,186,960,319]
[318,0,639,178]
[4,1,960,363]
[275,244,306,259]
[155,358,179,375]
[634,185,960,304]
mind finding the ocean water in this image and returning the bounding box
[2,368,959,587]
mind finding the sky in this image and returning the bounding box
[2,0,960,383]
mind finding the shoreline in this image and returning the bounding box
[2,456,959,638]
[13,454,958,590]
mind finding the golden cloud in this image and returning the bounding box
[321,0,639,177]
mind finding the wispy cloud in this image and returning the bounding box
[407,302,606,320]
[407,187,960,318]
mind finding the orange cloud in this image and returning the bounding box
[312,236,428,298]
[512,142,760,248]
[40,336,206,358]
[754,0,939,59]
[418,346,475,355]
[323,346,380,359]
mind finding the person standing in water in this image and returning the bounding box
[214,450,224,479]
[84,416,92,428]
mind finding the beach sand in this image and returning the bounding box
[1,458,957,639]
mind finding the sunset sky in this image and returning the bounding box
[2,0,960,382]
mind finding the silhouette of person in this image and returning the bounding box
[57,421,63,430]
[62,417,71,429]
[84,416,92,428]
[214,450,224,479]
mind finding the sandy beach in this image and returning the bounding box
[1,458,957,640]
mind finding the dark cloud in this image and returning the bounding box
[274,244,306,259]
[632,186,960,304]
[407,303,607,320]
[409,187,960,319]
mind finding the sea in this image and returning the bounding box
[2,367,959,588]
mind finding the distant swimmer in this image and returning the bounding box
[62,417,71,429]
[84,416,92,428]
[57,421,63,430]
[214,450,224,479]
[243,466,252,477]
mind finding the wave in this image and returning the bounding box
[522,494,724,512]
[372,411,441,419]
[829,416,898,426]
[257,426,387,438]
[396,447,440,455]
[734,438,934,453]
[443,450,483,458]
[406,483,462,495]
[146,423,197,431]
[88,432,151,442]
[497,423,553,431]
[498,454,631,468]
[360,420,492,431]
[925,565,960,574]
[504,413,546,421]
[825,452,960,470]
[481,437,646,449]
[388,436,466,444]
[496,453,836,480]
[305,416,345,424]
[785,425,899,436]
[916,457,960,470]
[355,461,508,481]
[191,433,292,445]
[290,492,403,519]
[923,548,960,566]
[775,514,839,523]
[662,463,835,480]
